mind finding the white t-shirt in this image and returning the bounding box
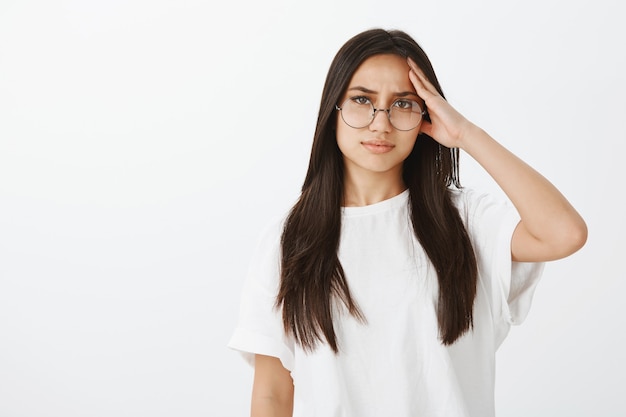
[228,188,544,417]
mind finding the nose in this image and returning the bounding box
[368,108,392,132]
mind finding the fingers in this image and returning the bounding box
[408,71,431,104]
[407,57,440,98]
[407,64,426,95]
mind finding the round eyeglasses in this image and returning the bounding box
[335,97,426,131]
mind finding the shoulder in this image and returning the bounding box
[248,213,288,267]
[449,187,513,217]
[449,186,489,217]
[448,187,520,248]
[243,209,290,273]
[259,213,287,244]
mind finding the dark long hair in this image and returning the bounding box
[277,28,478,352]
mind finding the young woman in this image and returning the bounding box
[228,28,587,417]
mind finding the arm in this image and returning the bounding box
[454,127,586,262]
[408,58,587,262]
[251,354,294,417]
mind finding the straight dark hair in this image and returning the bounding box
[277,28,478,352]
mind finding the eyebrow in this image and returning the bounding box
[347,86,419,98]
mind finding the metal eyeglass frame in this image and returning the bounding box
[335,99,426,131]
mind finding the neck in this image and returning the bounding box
[342,169,406,207]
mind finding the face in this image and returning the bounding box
[336,53,423,182]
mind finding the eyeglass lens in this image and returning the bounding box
[339,98,423,131]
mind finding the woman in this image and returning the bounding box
[228,28,587,417]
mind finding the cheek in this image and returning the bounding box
[399,133,419,156]
[335,121,356,149]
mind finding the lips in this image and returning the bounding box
[361,139,395,154]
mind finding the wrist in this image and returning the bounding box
[456,123,487,152]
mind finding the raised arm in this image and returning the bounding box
[408,58,587,262]
[251,354,294,417]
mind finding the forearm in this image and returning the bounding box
[251,355,294,417]
[251,397,293,417]
[459,125,587,261]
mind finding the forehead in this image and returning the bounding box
[347,54,414,92]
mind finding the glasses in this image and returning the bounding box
[335,96,426,131]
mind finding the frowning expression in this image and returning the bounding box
[336,54,424,180]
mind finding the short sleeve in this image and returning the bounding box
[227,217,295,371]
[456,189,544,341]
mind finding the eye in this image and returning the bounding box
[349,95,371,106]
[392,99,415,110]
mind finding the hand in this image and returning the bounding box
[407,57,477,149]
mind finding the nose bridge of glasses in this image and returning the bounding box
[368,106,393,131]
[372,106,392,120]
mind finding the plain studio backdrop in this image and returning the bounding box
[0,0,623,416]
